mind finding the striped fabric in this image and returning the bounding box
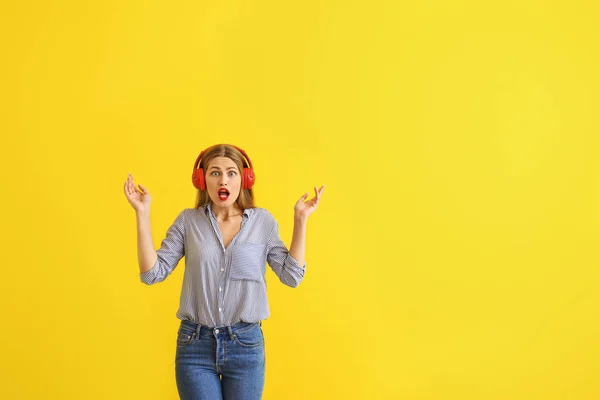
[140,203,306,327]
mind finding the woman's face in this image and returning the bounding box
[205,156,242,208]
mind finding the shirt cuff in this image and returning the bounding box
[139,259,159,285]
[286,254,306,275]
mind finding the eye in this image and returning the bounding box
[229,171,237,177]
[211,171,219,176]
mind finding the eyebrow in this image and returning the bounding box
[208,166,237,171]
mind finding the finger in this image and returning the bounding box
[317,185,325,202]
[138,184,148,194]
[313,186,321,204]
[130,181,139,195]
[126,175,135,193]
[296,195,307,206]
[298,192,308,202]
[125,179,134,196]
[125,182,137,199]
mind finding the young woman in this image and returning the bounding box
[123,144,324,400]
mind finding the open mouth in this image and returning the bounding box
[217,188,230,201]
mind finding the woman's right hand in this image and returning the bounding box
[124,173,152,213]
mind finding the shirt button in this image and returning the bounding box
[219,287,222,292]
[215,329,219,334]
[220,268,224,272]
[219,307,222,312]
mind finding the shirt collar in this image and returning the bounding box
[205,202,252,220]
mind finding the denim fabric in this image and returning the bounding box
[175,319,265,400]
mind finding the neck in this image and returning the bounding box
[211,203,242,221]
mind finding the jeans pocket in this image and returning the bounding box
[176,327,195,347]
[233,324,264,348]
[230,243,265,282]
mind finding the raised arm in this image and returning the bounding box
[289,185,325,267]
[124,173,157,273]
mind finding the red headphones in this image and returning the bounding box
[192,144,256,191]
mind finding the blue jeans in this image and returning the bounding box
[175,320,265,400]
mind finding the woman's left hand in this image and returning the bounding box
[294,186,325,220]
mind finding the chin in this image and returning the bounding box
[212,197,238,206]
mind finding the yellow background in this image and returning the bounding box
[1,0,599,399]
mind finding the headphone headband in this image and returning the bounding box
[193,144,253,171]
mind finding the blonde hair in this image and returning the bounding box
[194,144,256,210]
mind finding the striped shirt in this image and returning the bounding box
[140,203,305,327]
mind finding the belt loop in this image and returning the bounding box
[195,323,202,339]
[226,326,235,340]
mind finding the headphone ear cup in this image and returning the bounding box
[192,169,206,190]
[243,168,255,189]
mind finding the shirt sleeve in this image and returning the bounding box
[266,218,305,288]
[140,210,186,285]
